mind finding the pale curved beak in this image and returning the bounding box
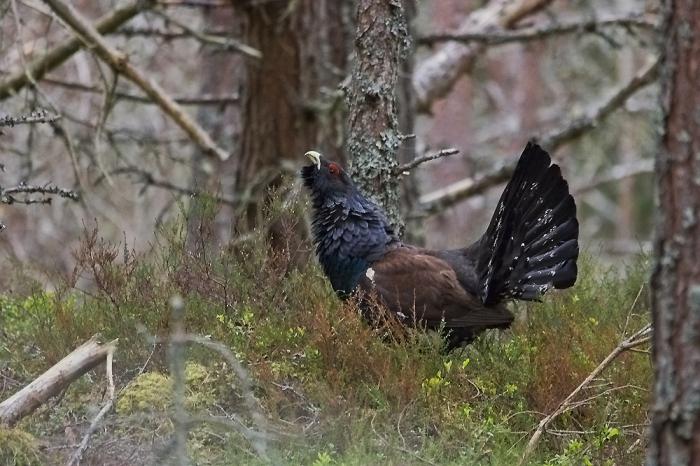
[305,150,321,170]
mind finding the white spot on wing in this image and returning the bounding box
[366,267,375,284]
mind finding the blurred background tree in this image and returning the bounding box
[0,0,659,277]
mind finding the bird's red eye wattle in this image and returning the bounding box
[328,163,341,176]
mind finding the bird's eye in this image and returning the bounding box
[328,163,340,176]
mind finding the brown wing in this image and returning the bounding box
[357,247,513,329]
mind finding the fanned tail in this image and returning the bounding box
[476,142,579,305]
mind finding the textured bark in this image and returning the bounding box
[346,0,409,232]
[648,0,700,464]
[232,0,352,215]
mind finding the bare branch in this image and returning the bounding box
[152,9,261,59]
[67,345,116,466]
[538,58,660,148]
[394,148,459,175]
[42,0,231,160]
[1,183,80,205]
[0,335,117,427]
[0,0,154,100]
[518,324,652,464]
[0,109,61,128]
[157,0,231,7]
[413,0,554,113]
[102,166,237,206]
[417,58,660,216]
[573,159,654,195]
[42,77,239,106]
[417,13,657,46]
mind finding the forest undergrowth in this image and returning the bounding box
[0,194,652,465]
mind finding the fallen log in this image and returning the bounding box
[0,334,118,427]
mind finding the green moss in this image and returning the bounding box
[0,200,653,464]
[116,371,173,414]
[0,428,42,466]
[185,362,217,409]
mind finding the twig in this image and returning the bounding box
[538,58,660,148]
[394,148,459,175]
[42,0,231,161]
[168,295,189,466]
[157,0,231,7]
[42,77,239,106]
[573,159,654,194]
[0,109,61,128]
[0,183,80,205]
[66,345,117,466]
[98,166,237,206]
[0,0,154,100]
[417,13,657,46]
[417,57,660,216]
[518,324,652,465]
[152,9,261,59]
[185,335,270,460]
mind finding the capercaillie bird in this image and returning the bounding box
[301,143,579,348]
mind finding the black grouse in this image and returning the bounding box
[301,143,579,347]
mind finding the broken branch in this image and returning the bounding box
[518,324,651,464]
[0,335,118,427]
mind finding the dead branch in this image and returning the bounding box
[413,0,553,113]
[394,148,459,175]
[0,335,118,427]
[42,0,231,161]
[538,58,660,148]
[417,57,659,215]
[157,0,231,7]
[114,26,228,41]
[0,183,80,205]
[67,345,116,466]
[98,166,237,206]
[518,324,652,465]
[152,9,261,59]
[42,78,239,106]
[160,297,270,463]
[0,109,61,128]
[574,159,654,195]
[417,13,657,46]
[0,0,154,100]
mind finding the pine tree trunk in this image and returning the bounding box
[231,0,352,228]
[346,0,409,232]
[647,0,700,464]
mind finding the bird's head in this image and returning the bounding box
[301,150,354,199]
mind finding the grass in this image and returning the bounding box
[0,196,652,465]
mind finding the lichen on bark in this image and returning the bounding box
[345,0,410,233]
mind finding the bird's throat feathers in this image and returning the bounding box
[309,194,394,295]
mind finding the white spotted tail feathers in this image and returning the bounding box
[475,142,579,305]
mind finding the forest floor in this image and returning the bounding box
[0,200,651,465]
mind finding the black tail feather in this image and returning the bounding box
[476,142,579,305]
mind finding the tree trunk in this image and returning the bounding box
[232,0,352,229]
[346,0,409,232]
[648,0,700,464]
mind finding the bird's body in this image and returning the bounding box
[302,143,579,347]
